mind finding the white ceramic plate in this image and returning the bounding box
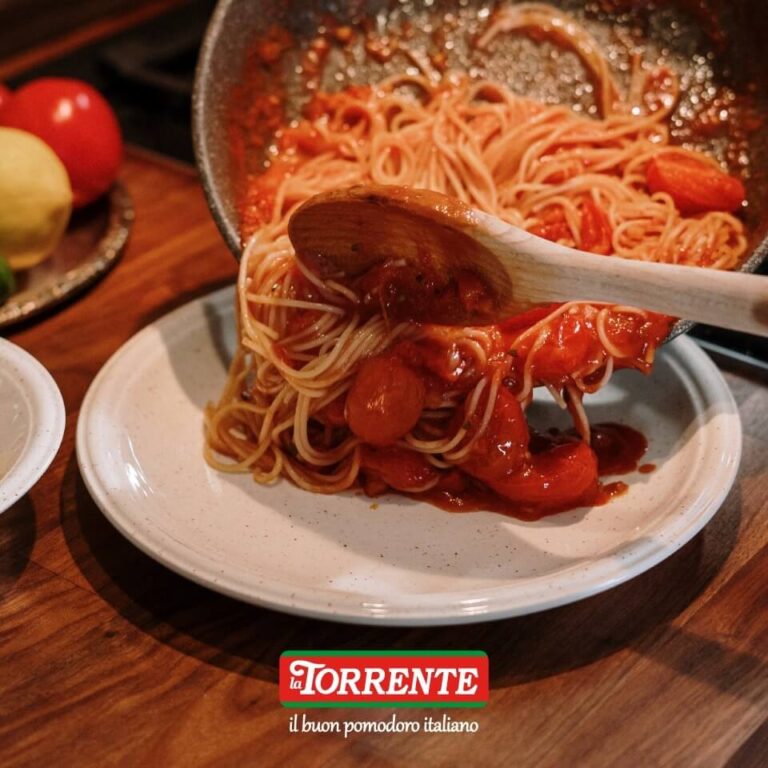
[0,338,65,513]
[76,287,741,625]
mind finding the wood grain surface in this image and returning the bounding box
[1,148,768,768]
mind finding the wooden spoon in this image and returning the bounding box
[288,184,768,335]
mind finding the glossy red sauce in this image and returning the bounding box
[590,423,648,475]
[417,476,634,521]
[405,422,647,521]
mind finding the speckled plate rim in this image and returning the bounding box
[0,338,65,513]
[0,182,133,330]
[76,288,742,625]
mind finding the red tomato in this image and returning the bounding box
[646,152,745,215]
[346,355,426,446]
[580,198,612,255]
[2,78,123,207]
[529,205,572,243]
[602,310,671,362]
[530,310,602,384]
[0,83,12,119]
[360,446,438,492]
[488,442,599,509]
[461,387,529,480]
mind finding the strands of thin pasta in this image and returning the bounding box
[206,11,748,493]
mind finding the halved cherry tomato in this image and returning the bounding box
[580,198,612,255]
[646,152,745,215]
[360,446,438,491]
[1,78,122,207]
[346,355,426,445]
[488,441,599,509]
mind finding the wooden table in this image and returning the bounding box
[2,150,768,768]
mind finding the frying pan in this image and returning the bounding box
[192,0,768,337]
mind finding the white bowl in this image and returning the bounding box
[0,338,65,513]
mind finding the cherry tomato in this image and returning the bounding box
[602,310,671,362]
[646,152,745,215]
[529,205,572,243]
[580,198,612,255]
[346,355,426,446]
[461,387,529,480]
[1,78,122,207]
[360,446,438,491]
[0,83,12,120]
[529,310,603,384]
[488,442,599,510]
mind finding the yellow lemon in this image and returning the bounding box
[0,127,73,270]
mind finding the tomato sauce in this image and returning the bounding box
[420,477,629,521]
[351,261,497,325]
[291,253,665,521]
[590,423,648,475]
[234,26,294,241]
[351,341,652,520]
[407,422,648,520]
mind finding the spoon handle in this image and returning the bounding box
[476,217,768,337]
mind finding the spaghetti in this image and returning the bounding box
[205,4,748,518]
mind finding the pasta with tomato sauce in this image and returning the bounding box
[205,4,748,519]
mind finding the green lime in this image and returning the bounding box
[0,253,15,304]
